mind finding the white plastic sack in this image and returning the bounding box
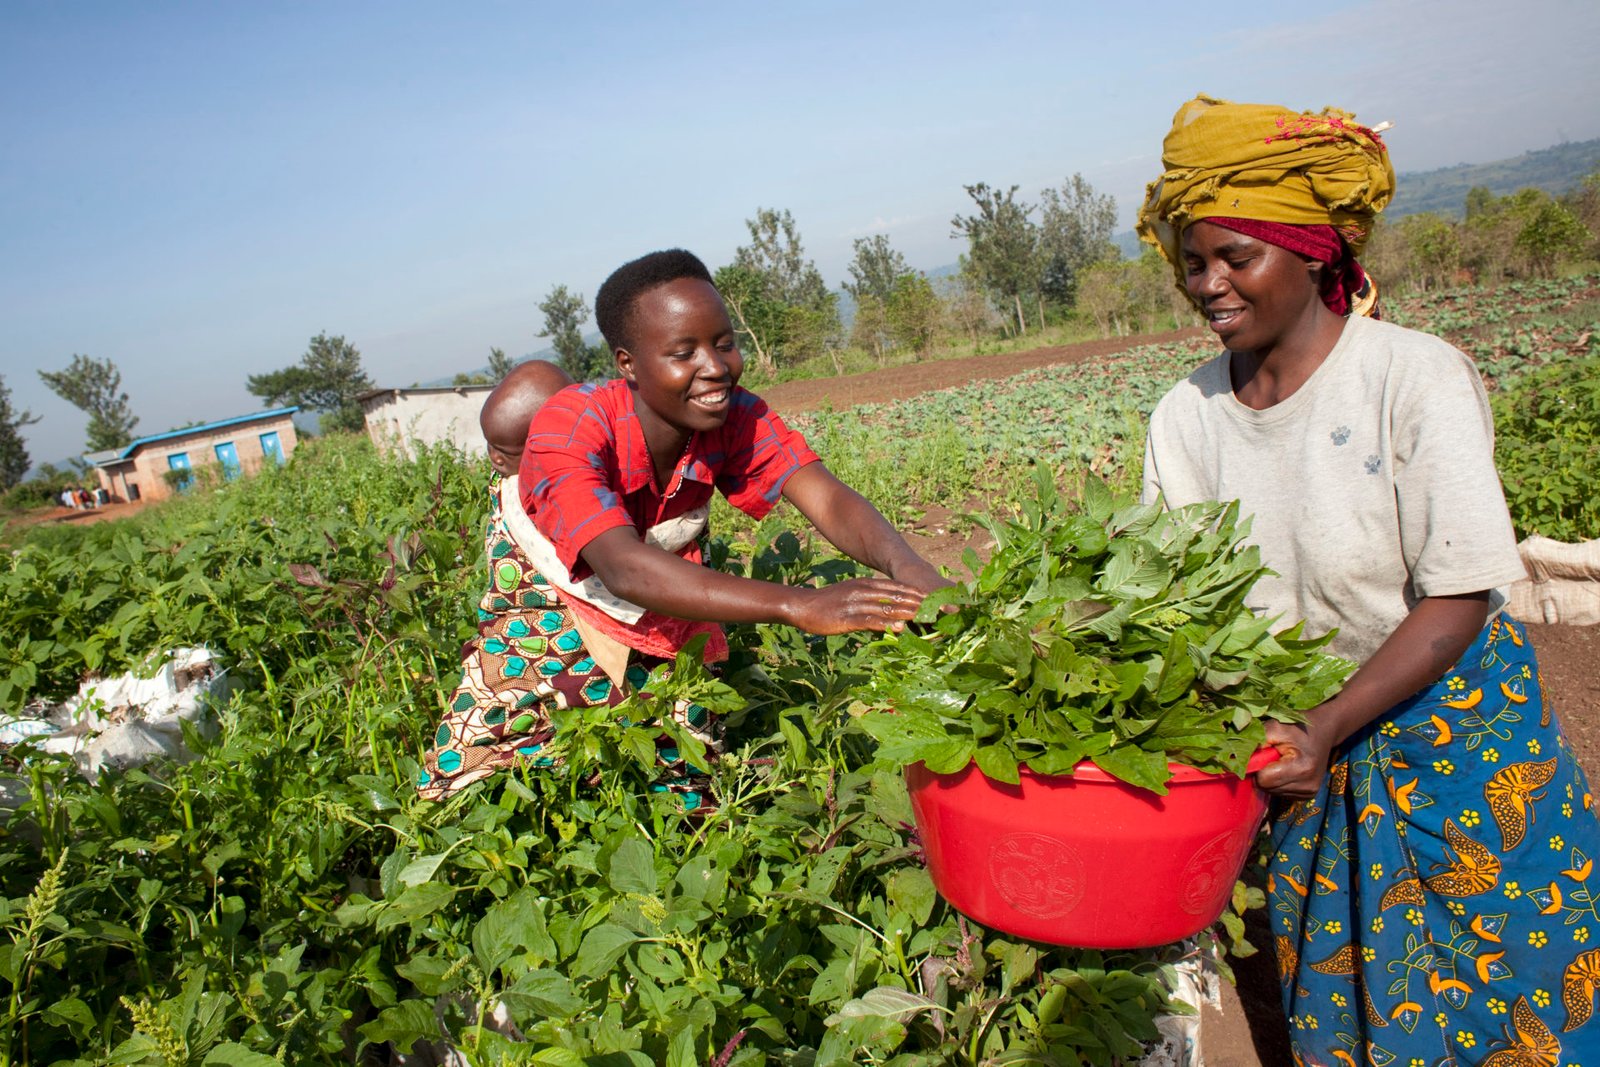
[1508,535,1600,626]
[1139,950,1220,1067]
[1,647,232,789]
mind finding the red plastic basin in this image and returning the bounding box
[906,748,1278,948]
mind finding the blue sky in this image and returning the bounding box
[5,0,1599,469]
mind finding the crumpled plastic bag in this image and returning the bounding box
[0,647,234,793]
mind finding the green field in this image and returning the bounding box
[2,274,1597,1066]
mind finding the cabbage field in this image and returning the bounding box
[2,273,1596,1065]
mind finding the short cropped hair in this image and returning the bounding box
[594,249,715,352]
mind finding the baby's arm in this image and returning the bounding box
[580,528,926,636]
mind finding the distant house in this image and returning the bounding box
[85,407,299,503]
[357,385,494,461]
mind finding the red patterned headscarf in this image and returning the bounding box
[1202,218,1374,317]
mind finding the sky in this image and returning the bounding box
[5,0,1599,470]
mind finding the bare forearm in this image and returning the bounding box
[783,464,948,590]
[580,527,927,635]
[1258,591,1493,797]
[587,536,803,625]
[1315,592,1492,746]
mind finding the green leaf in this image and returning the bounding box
[973,743,1020,785]
[501,969,585,1022]
[886,868,937,926]
[607,837,658,897]
[574,922,639,979]
[1091,745,1172,795]
[375,882,456,931]
[357,999,439,1048]
[473,888,547,973]
[825,986,943,1025]
[42,996,96,1035]
[203,1045,282,1067]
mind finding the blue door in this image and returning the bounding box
[166,452,192,492]
[259,431,284,465]
[214,441,241,480]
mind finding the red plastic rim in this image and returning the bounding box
[1043,744,1281,785]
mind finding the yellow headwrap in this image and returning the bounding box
[1136,95,1396,293]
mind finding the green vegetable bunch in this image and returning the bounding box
[857,470,1354,794]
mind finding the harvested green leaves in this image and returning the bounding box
[857,470,1354,793]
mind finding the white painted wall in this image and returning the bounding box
[360,388,493,461]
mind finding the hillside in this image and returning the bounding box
[1385,137,1600,217]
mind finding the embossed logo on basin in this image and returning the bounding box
[988,833,1085,919]
[1178,830,1242,915]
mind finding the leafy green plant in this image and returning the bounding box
[856,471,1353,793]
[1493,351,1600,541]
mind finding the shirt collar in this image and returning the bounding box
[615,385,716,496]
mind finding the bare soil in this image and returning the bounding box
[772,329,1600,1067]
[758,326,1208,415]
[2,498,155,532]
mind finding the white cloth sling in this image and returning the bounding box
[499,475,709,687]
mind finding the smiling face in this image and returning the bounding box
[615,277,743,459]
[1181,221,1326,355]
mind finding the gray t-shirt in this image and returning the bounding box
[1142,314,1526,664]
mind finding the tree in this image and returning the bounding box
[1037,174,1119,307]
[487,347,515,383]
[735,208,833,309]
[884,273,942,359]
[1464,185,1497,221]
[1565,170,1600,255]
[0,375,41,491]
[725,208,841,372]
[849,294,892,364]
[939,266,996,348]
[713,264,784,376]
[1515,199,1589,276]
[38,354,139,452]
[844,235,910,305]
[1401,213,1462,291]
[951,183,1039,336]
[1075,261,1137,337]
[538,285,601,381]
[246,332,373,434]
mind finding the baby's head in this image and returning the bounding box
[479,360,574,477]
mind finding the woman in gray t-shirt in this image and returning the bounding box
[1138,95,1600,1065]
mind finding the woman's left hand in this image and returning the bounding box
[891,557,957,597]
[1256,713,1340,800]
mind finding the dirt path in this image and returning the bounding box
[758,326,1207,414]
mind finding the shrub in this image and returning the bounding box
[1493,351,1600,541]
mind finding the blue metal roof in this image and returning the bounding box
[108,407,300,460]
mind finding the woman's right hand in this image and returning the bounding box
[1256,713,1340,800]
[784,577,929,635]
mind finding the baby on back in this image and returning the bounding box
[416,360,578,799]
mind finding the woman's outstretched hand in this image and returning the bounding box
[891,557,958,598]
[784,577,932,635]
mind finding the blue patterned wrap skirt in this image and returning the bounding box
[1270,615,1600,1066]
